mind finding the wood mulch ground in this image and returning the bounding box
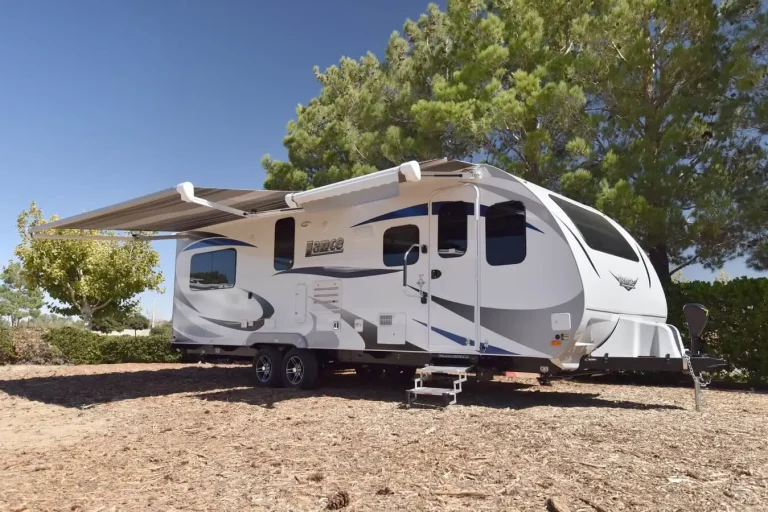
[0,363,766,511]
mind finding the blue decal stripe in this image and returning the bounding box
[351,204,429,227]
[354,202,544,234]
[414,319,472,347]
[526,222,544,234]
[183,237,256,252]
[414,319,516,355]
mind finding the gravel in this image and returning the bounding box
[0,363,766,511]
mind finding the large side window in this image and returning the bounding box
[274,217,295,271]
[437,202,467,258]
[486,200,526,266]
[190,249,236,290]
[383,224,420,267]
[550,195,639,261]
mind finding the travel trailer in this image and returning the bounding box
[31,159,723,403]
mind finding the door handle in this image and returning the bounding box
[431,269,442,279]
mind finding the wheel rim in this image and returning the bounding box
[285,355,304,385]
[255,355,272,382]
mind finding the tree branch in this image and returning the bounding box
[670,254,700,275]
[91,298,113,314]
[611,40,627,63]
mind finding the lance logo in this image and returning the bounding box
[305,237,345,257]
[611,272,638,291]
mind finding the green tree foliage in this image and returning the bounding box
[264,0,767,283]
[0,261,43,327]
[91,315,125,334]
[15,202,164,330]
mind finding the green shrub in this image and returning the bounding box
[0,328,15,364]
[101,334,180,363]
[667,278,768,385]
[150,323,172,338]
[42,327,180,365]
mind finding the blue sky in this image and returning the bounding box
[0,1,764,321]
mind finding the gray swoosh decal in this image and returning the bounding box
[430,292,584,347]
[274,267,401,278]
[174,281,199,312]
[173,310,223,339]
[202,317,265,332]
[241,288,275,319]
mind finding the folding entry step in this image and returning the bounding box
[405,365,470,407]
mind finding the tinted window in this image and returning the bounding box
[383,225,420,267]
[274,217,295,270]
[550,195,639,261]
[437,202,467,258]
[486,200,526,265]
[190,249,236,290]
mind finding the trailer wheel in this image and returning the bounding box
[281,348,319,389]
[252,347,283,388]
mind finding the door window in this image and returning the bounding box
[437,202,468,258]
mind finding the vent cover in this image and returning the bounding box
[379,314,393,326]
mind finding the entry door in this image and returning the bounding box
[428,185,480,353]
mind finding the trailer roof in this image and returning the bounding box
[29,187,290,233]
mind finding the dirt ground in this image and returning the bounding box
[0,364,766,512]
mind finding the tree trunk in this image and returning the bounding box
[648,243,672,288]
[82,308,93,330]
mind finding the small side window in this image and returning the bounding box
[190,249,236,290]
[486,200,526,266]
[437,201,467,258]
[274,217,295,271]
[383,224,420,267]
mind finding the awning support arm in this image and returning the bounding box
[176,182,253,218]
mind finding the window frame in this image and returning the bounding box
[436,201,468,259]
[189,248,237,291]
[382,224,420,267]
[549,194,639,262]
[485,200,527,266]
[273,217,296,271]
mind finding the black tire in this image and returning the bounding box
[252,347,283,388]
[281,348,319,389]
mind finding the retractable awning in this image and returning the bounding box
[29,159,477,237]
[29,186,291,234]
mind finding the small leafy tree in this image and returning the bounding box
[91,315,125,334]
[126,313,150,336]
[15,202,164,330]
[0,261,44,327]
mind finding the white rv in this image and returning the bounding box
[31,159,722,398]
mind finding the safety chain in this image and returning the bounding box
[684,351,712,388]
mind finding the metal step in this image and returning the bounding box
[406,386,457,397]
[406,365,470,407]
[418,365,471,376]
